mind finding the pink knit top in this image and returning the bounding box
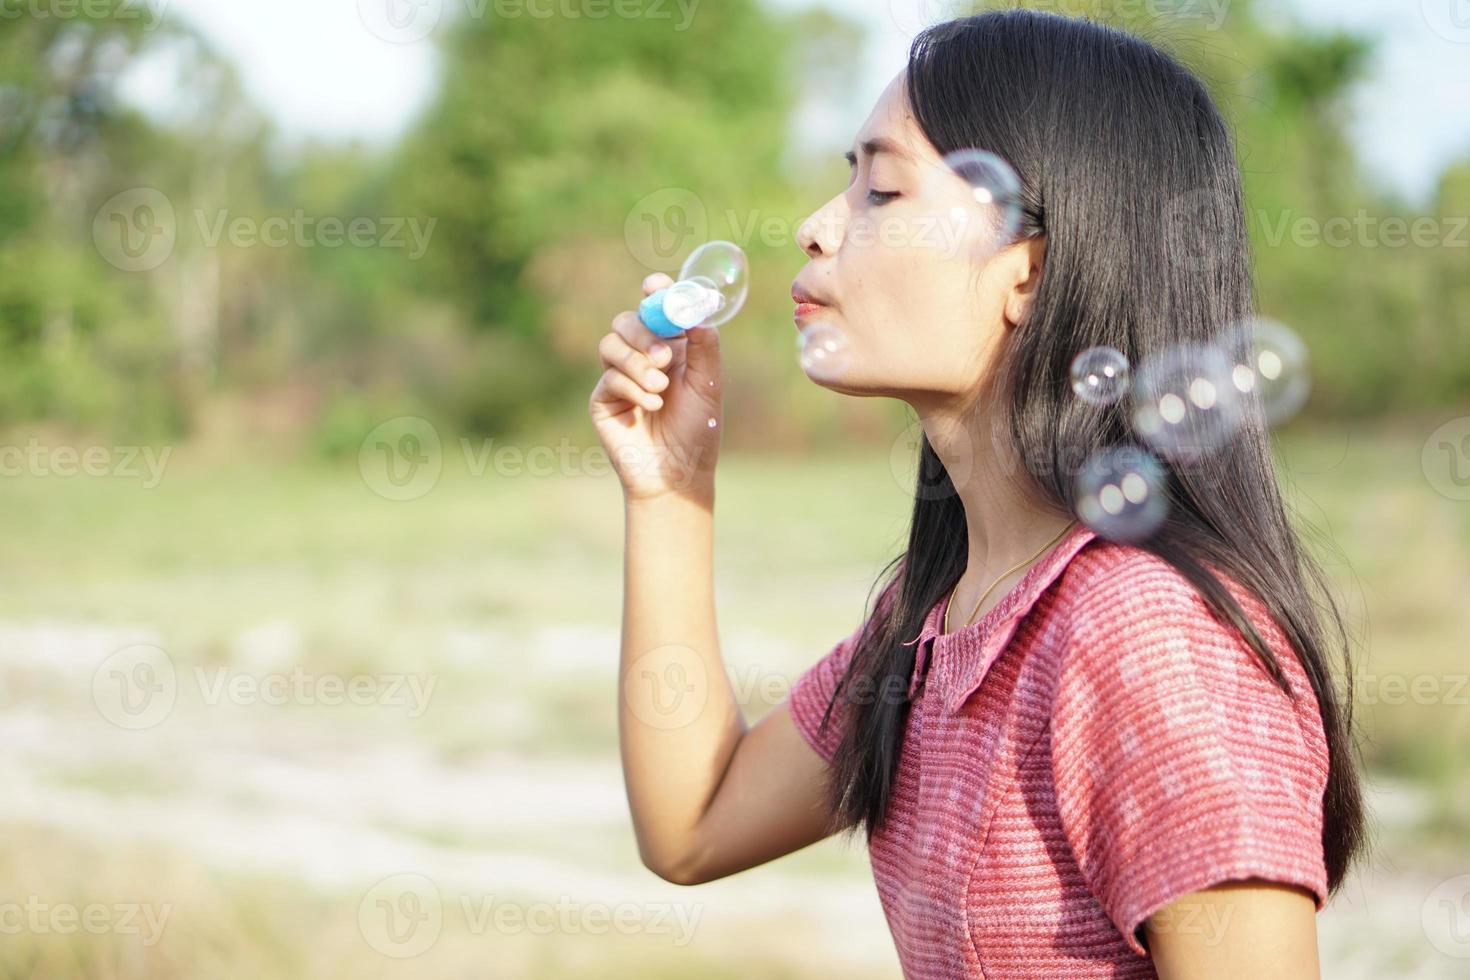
[785,523,1330,978]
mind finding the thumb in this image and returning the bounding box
[683,323,721,382]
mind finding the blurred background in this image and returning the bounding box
[1,0,1468,976]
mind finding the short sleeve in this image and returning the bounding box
[786,579,900,766]
[1049,552,1331,958]
[786,625,861,765]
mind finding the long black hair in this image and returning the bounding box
[809,10,1366,896]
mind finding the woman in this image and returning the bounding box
[589,10,1366,978]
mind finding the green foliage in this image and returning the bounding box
[0,0,1466,448]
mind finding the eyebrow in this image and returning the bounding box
[844,136,912,167]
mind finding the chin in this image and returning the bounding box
[803,368,879,398]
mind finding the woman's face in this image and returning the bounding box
[792,68,1042,409]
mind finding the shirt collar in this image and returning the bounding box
[903,522,1098,713]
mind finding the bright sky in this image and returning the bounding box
[125,0,1470,205]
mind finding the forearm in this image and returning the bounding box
[618,490,745,880]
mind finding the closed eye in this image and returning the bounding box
[867,189,899,205]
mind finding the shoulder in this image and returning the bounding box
[1051,538,1310,706]
[1044,539,1334,955]
[1056,538,1219,633]
[1045,535,1333,840]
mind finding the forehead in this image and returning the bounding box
[852,69,935,164]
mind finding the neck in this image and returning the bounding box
[918,395,1075,624]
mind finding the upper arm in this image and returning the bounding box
[1145,879,1321,979]
[672,698,844,885]
[671,622,863,885]
[1048,550,1331,959]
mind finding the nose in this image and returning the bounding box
[796,193,845,258]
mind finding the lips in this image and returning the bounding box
[791,283,831,321]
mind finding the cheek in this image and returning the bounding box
[899,249,982,335]
[842,226,953,317]
[835,215,992,361]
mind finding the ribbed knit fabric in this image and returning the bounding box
[785,523,1330,978]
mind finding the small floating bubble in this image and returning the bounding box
[1070,346,1131,406]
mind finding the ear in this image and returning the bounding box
[1002,234,1047,330]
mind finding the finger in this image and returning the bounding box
[682,323,722,387]
[593,366,664,412]
[588,370,630,416]
[613,310,682,367]
[642,272,675,297]
[597,331,669,394]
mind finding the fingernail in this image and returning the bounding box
[650,343,670,359]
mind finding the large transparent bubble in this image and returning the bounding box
[1130,342,1245,462]
[1218,316,1311,427]
[797,323,850,381]
[1075,445,1170,543]
[919,148,1024,262]
[674,240,748,329]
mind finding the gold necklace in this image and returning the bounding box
[943,520,1076,635]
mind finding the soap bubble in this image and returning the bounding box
[1218,316,1310,426]
[663,278,725,328]
[798,323,850,380]
[1070,346,1131,405]
[1075,445,1170,543]
[678,240,748,328]
[1130,342,1245,462]
[922,148,1023,260]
